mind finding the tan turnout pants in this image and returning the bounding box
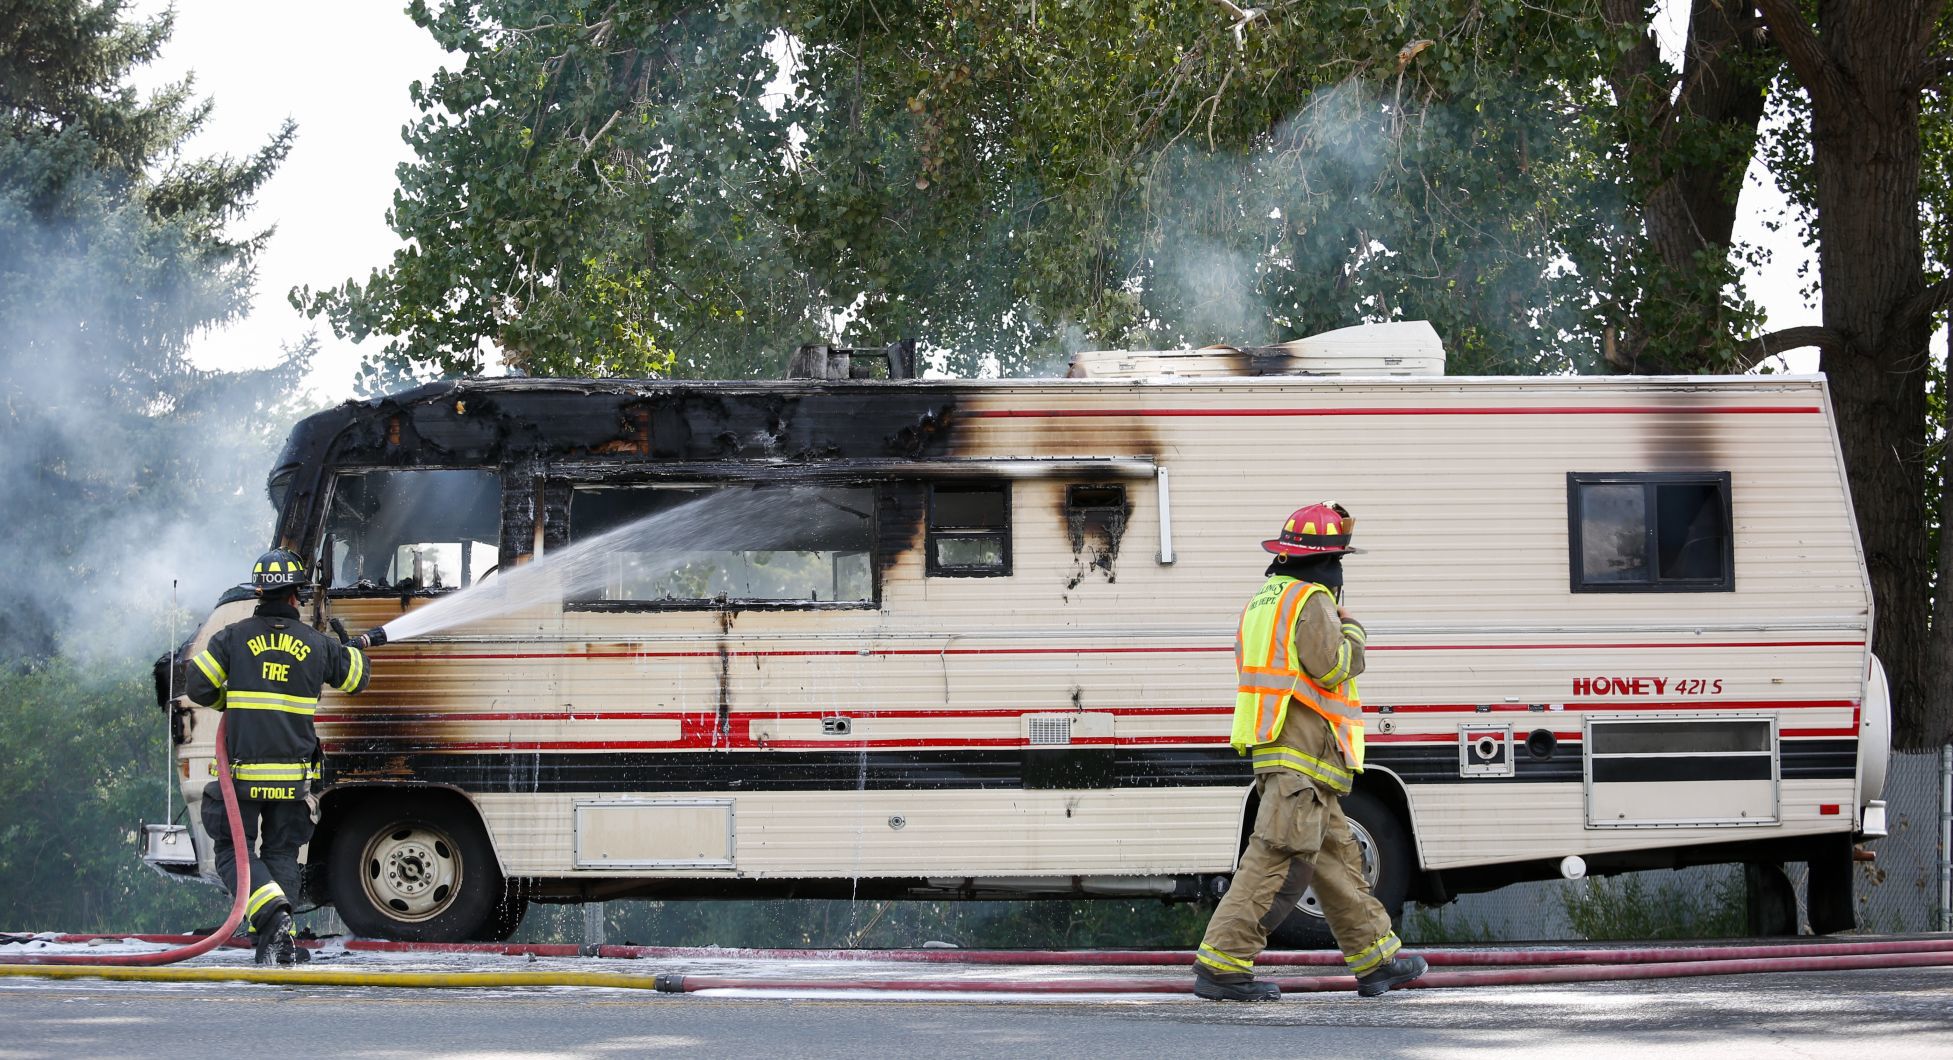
[1194,722,1400,982]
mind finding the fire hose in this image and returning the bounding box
[0,717,249,968]
[7,924,1953,992]
[302,936,1953,967]
[3,945,1952,994]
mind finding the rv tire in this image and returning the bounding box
[487,884,530,942]
[1266,788,1412,949]
[326,795,504,942]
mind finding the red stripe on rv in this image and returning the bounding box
[314,700,1857,726]
[325,728,1859,753]
[316,700,1857,727]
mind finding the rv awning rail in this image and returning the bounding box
[550,457,1159,480]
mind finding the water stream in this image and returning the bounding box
[378,488,794,643]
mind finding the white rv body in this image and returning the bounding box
[152,330,1887,939]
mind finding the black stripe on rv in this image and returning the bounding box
[326,747,1251,793]
[322,740,1857,793]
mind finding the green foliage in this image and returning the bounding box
[310,0,1781,380]
[0,0,306,659]
[1558,872,1746,941]
[0,654,224,931]
[0,0,311,931]
[1402,901,1505,944]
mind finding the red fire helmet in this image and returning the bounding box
[1262,502,1365,557]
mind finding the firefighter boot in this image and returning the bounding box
[1193,966,1282,1002]
[1355,954,1427,997]
[254,908,304,966]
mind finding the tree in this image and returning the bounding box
[1590,0,1776,372]
[0,0,311,928]
[299,1,802,381]
[307,1,1635,378]
[1745,0,1952,748]
[0,0,302,660]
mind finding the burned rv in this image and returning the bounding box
[148,322,1891,943]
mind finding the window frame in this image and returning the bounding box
[559,479,883,612]
[1566,471,1735,594]
[926,481,1012,578]
[316,465,506,598]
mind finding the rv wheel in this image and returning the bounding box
[1266,788,1412,950]
[327,796,504,942]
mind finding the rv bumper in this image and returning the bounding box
[1857,800,1888,840]
[141,823,200,875]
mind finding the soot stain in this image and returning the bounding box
[1061,484,1131,587]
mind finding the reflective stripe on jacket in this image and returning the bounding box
[1230,575,1366,778]
[184,601,368,778]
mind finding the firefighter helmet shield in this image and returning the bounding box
[251,548,308,594]
[1262,502,1364,556]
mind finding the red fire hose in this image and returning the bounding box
[35,935,1953,971]
[0,718,249,967]
[316,936,1953,967]
[648,949,1953,994]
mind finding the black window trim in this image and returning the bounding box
[1567,471,1734,594]
[926,480,1012,578]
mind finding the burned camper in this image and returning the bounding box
[148,322,1890,943]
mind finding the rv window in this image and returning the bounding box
[1568,473,1732,592]
[928,482,1010,576]
[567,485,875,607]
[324,469,501,593]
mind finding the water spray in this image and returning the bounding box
[367,489,795,645]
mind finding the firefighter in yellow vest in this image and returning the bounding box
[1193,503,1427,1001]
[185,549,384,964]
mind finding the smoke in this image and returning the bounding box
[0,202,311,663]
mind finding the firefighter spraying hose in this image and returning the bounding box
[0,551,383,970]
[180,549,378,964]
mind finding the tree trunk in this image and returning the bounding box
[1644,0,1770,265]
[1768,0,1946,747]
[1604,0,1772,369]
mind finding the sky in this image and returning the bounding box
[133,0,449,397]
[137,2,1834,400]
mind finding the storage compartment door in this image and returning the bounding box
[574,799,735,868]
[1585,716,1777,827]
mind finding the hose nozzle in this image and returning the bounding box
[355,627,389,649]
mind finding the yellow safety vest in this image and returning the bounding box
[1230,576,1366,779]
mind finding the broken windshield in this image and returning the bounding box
[323,469,501,593]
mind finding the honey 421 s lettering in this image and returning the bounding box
[1571,676,1725,696]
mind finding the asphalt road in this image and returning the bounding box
[5,966,1951,1059]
